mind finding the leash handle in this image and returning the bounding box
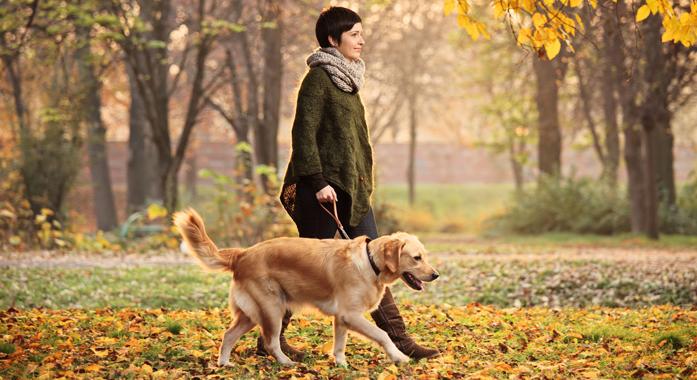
[318,199,350,239]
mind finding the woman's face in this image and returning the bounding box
[329,23,364,61]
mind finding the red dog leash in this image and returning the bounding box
[318,199,381,275]
[318,199,350,240]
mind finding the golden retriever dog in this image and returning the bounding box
[173,208,439,367]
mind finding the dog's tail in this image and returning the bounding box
[172,208,240,272]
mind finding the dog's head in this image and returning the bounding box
[374,232,439,291]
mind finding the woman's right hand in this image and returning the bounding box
[316,185,338,203]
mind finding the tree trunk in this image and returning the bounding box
[574,59,606,175]
[184,153,197,202]
[133,0,173,211]
[508,133,524,193]
[655,121,676,205]
[607,1,641,232]
[645,75,676,208]
[163,164,178,215]
[600,83,620,186]
[600,9,620,186]
[3,55,28,138]
[145,136,162,201]
[236,136,254,184]
[126,65,155,214]
[532,57,562,177]
[641,123,659,239]
[152,118,172,211]
[642,15,675,208]
[76,32,118,231]
[407,91,417,206]
[611,1,648,235]
[258,0,283,191]
[168,36,211,215]
[118,0,213,216]
[624,126,645,233]
[233,137,254,203]
[639,16,667,239]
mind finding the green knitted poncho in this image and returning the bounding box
[280,67,374,227]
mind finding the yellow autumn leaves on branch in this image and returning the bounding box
[444,0,697,59]
[444,0,491,40]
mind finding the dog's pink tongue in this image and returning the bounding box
[406,272,423,290]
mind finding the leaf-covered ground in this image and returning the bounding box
[1,305,696,379]
[2,245,696,378]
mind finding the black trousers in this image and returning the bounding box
[293,180,378,240]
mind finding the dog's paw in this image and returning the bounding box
[217,359,233,367]
[390,352,410,365]
[334,357,347,367]
[278,359,296,367]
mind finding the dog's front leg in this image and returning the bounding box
[342,314,409,364]
[332,316,348,366]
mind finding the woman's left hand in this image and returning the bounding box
[316,185,338,203]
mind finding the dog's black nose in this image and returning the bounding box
[431,272,439,280]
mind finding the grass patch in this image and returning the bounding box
[421,232,697,252]
[374,183,513,233]
[655,329,694,350]
[3,251,697,309]
[165,320,183,335]
[106,329,129,339]
[142,342,166,363]
[0,266,230,310]
[0,342,16,355]
[579,325,640,343]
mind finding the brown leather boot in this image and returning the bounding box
[370,288,440,360]
[255,310,306,361]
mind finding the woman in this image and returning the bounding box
[256,6,438,361]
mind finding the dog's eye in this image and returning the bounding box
[414,256,422,261]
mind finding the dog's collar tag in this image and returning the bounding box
[365,238,380,276]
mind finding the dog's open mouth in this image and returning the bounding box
[402,272,423,291]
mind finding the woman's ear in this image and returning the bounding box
[383,239,405,273]
[328,35,339,47]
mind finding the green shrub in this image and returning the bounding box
[660,172,697,234]
[19,106,82,222]
[489,176,630,235]
[0,167,39,251]
[0,145,71,251]
[1,99,82,251]
[399,208,436,233]
[194,144,295,246]
[372,198,403,234]
[439,217,468,233]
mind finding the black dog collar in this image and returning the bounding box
[365,238,380,276]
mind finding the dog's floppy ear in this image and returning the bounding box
[383,239,405,273]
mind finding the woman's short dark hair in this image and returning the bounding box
[315,6,361,48]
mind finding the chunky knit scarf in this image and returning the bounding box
[306,47,365,93]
